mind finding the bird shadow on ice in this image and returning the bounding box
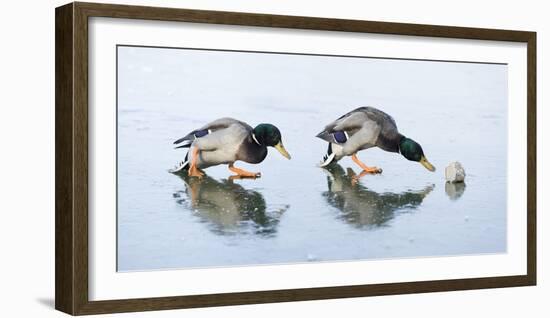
[321,164,435,230]
[172,172,289,238]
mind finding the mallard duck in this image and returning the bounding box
[171,118,291,178]
[316,106,435,173]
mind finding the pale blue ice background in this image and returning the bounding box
[116,46,507,271]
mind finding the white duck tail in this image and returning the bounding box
[169,152,190,173]
[319,143,338,167]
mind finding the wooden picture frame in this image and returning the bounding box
[55,2,536,315]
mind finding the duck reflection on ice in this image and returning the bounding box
[322,164,434,229]
[173,173,288,237]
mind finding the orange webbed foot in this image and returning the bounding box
[351,154,382,174]
[228,163,261,178]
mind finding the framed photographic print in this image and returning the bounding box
[55,2,536,315]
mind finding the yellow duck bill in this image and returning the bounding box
[274,142,291,159]
[420,156,436,172]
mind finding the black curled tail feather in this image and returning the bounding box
[319,143,336,167]
[169,151,190,173]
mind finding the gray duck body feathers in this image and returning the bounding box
[172,117,268,170]
[316,107,403,165]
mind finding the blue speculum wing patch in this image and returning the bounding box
[333,131,348,144]
[194,129,209,138]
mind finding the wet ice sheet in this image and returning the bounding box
[116,46,507,271]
